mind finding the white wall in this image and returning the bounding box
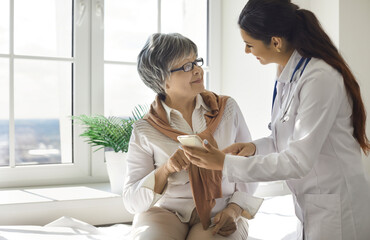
[310,0,339,47]
[338,0,370,171]
[220,0,370,174]
[221,0,275,140]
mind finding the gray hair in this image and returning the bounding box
[137,33,198,99]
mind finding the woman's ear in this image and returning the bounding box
[164,79,170,90]
[271,36,283,53]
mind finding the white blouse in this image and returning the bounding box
[123,95,263,223]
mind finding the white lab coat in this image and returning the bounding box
[223,50,370,240]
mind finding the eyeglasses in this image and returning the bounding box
[170,58,204,73]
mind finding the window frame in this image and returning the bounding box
[0,0,93,188]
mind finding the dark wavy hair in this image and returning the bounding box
[238,0,370,154]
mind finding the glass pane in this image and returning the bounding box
[0,58,9,166]
[104,0,158,62]
[0,0,9,54]
[14,0,72,57]
[161,0,208,64]
[14,59,72,165]
[104,64,155,117]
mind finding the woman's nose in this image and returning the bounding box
[193,65,202,75]
[245,46,251,54]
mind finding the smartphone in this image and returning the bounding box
[177,135,204,148]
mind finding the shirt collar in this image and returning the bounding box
[195,94,211,112]
[160,100,174,123]
[277,50,303,84]
[160,94,211,123]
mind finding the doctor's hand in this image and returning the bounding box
[212,203,243,236]
[222,142,256,157]
[182,140,225,171]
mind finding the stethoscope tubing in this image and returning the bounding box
[268,57,311,130]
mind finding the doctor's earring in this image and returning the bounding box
[276,48,281,53]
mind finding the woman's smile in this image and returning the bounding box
[191,78,203,84]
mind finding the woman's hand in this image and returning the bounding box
[165,148,190,174]
[154,149,189,194]
[182,140,225,171]
[212,203,243,236]
[222,142,256,157]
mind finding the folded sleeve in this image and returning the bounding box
[228,191,264,219]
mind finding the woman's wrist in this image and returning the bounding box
[154,165,170,194]
[162,164,171,177]
[227,203,243,218]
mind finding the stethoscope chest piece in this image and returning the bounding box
[281,115,290,123]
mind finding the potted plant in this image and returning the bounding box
[72,105,147,194]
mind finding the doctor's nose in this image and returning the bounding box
[244,46,251,54]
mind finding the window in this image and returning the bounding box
[103,0,209,117]
[0,0,78,188]
[0,0,218,187]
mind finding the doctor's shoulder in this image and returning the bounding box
[299,57,345,91]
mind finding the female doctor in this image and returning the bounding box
[183,0,370,239]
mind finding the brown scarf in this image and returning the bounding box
[144,90,229,229]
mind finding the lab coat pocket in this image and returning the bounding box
[304,194,342,240]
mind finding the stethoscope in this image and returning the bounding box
[268,57,311,130]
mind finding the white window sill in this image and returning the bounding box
[0,183,134,226]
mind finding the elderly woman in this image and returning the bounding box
[123,33,262,240]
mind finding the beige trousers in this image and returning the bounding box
[130,207,249,240]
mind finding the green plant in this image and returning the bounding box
[72,105,148,153]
